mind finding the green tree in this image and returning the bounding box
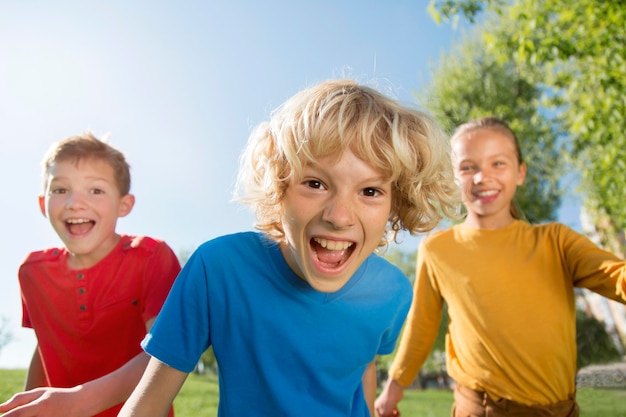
[429,0,626,254]
[576,310,622,369]
[383,246,417,283]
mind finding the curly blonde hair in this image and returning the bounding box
[235,79,460,245]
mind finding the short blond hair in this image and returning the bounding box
[236,79,460,245]
[42,132,131,195]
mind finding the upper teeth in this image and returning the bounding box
[476,190,497,197]
[314,238,353,250]
[67,219,91,224]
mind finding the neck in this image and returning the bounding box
[463,214,516,230]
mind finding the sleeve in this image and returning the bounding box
[377,271,413,355]
[560,224,626,303]
[388,239,445,387]
[142,248,211,373]
[141,241,182,323]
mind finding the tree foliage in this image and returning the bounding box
[382,247,417,283]
[576,310,622,370]
[430,0,626,252]
[416,34,562,223]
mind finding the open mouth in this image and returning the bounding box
[66,218,95,236]
[311,237,355,269]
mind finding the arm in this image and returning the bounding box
[375,378,404,417]
[24,346,46,390]
[0,319,159,417]
[362,360,377,417]
[561,224,626,302]
[0,352,151,417]
[118,357,188,417]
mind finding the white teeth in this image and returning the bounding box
[476,190,498,197]
[66,219,91,224]
[313,238,353,250]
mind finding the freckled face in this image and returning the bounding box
[279,149,392,293]
[39,159,134,268]
[452,129,526,228]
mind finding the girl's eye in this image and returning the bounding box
[459,165,474,173]
[362,188,381,197]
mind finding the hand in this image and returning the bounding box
[0,386,81,417]
[375,378,404,417]
[374,399,401,417]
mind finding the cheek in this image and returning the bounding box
[455,179,472,199]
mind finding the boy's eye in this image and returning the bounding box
[50,188,67,194]
[305,180,324,190]
[362,188,381,197]
[90,188,105,195]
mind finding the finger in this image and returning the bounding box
[0,390,45,412]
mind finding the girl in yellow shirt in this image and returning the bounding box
[376,116,626,417]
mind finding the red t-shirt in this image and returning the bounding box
[19,235,180,417]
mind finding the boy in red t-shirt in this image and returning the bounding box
[0,133,180,417]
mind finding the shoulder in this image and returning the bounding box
[122,235,175,254]
[197,231,268,253]
[517,221,580,240]
[21,247,65,267]
[366,254,412,292]
[419,227,456,251]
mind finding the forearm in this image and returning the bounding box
[119,357,188,417]
[72,352,151,415]
[375,377,405,417]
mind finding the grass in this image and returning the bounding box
[1,369,625,416]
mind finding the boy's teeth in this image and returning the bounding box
[313,238,353,250]
[67,219,91,224]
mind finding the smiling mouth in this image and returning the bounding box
[66,218,95,235]
[311,237,354,267]
[474,189,498,197]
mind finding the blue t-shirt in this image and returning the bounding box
[143,232,412,416]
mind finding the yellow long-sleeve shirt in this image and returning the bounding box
[389,220,626,406]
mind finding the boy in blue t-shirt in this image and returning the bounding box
[119,79,460,417]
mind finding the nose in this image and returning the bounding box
[322,194,356,229]
[473,168,487,184]
[65,191,87,210]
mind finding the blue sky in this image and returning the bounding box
[0,1,581,369]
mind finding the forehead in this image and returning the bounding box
[46,157,116,180]
[452,129,517,159]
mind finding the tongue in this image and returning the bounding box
[68,222,94,235]
[316,247,347,265]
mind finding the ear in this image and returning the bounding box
[38,195,47,217]
[517,162,527,186]
[118,194,135,218]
